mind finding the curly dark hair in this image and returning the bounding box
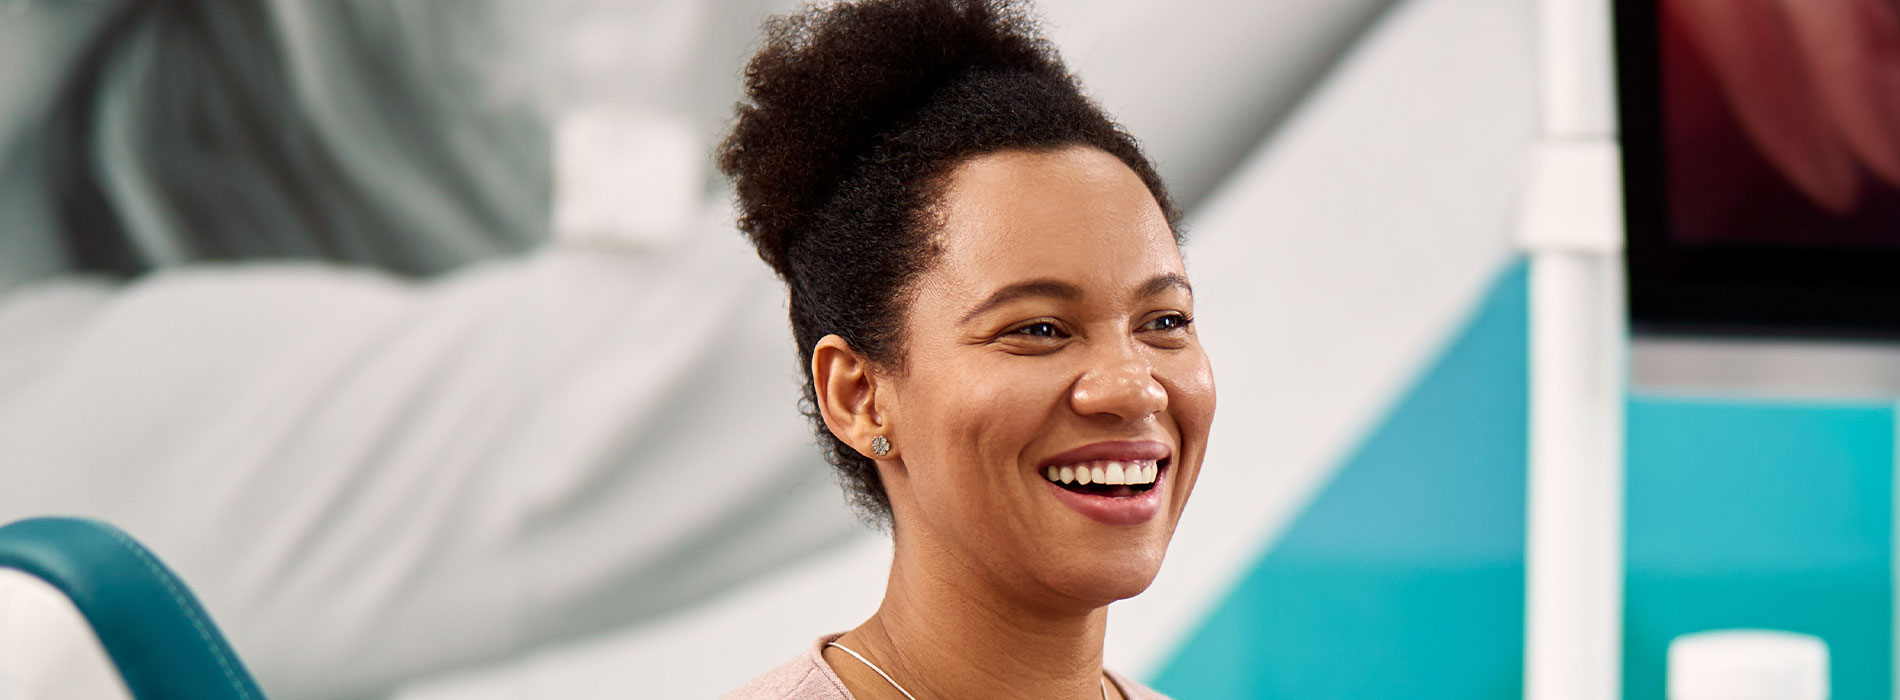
[718,0,1181,526]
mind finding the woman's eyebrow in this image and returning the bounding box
[959,273,1192,324]
[960,279,1082,323]
[1138,272,1193,299]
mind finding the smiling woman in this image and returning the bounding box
[717,1,1213,699]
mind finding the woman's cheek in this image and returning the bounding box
[940,362,1067,470]
[1165,348,1217,430]
[984,366,1072,440]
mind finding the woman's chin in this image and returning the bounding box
[1041,548,1167,608]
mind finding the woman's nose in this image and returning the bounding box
[1069,351,1168,422]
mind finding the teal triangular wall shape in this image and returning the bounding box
[1151,261,1530,699]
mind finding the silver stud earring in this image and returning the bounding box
[870,435,891,456]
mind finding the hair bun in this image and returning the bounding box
[717,0,1176,526]
[718,0,1059,275]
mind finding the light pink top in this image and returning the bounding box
[722,633,1173,700]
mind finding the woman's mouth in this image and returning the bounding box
[1039,457,1170,526]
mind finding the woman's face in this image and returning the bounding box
[879,145,1215,610]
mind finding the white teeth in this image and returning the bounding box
[1041,460,1163,486]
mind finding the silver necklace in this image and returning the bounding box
[827,641,1110,700]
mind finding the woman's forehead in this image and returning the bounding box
[926,146,1182,299]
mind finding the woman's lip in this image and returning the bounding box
[1036,440,1171,468]
[1043,473,1167,526]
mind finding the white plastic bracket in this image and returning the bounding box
[551,107,704,253]
[1519,139,1624,256]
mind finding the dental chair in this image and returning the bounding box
[0,517,267,700]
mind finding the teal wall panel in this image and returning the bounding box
[1151,263,1530,699]
[1148,259,1896,699]
[1625,398,1894,700]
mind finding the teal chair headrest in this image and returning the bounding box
[0,517,267,700]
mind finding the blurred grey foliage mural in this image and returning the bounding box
[0,0,774,285]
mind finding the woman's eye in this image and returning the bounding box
[1012,321,1061,338]
[1144,313,1192,332]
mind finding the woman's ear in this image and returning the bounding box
[811,334,896,460]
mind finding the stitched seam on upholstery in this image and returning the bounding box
[102,526,254,700]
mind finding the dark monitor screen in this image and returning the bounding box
[1618,0,1900,337]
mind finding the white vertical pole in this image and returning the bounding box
[1524,0,1624,699]
[1525,247,1625,700]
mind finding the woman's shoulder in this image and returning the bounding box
[1106,669,1175,700]
[720,635,1170,700]
[721,635,855,700]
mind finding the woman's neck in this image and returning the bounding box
[830,537,1115,700]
